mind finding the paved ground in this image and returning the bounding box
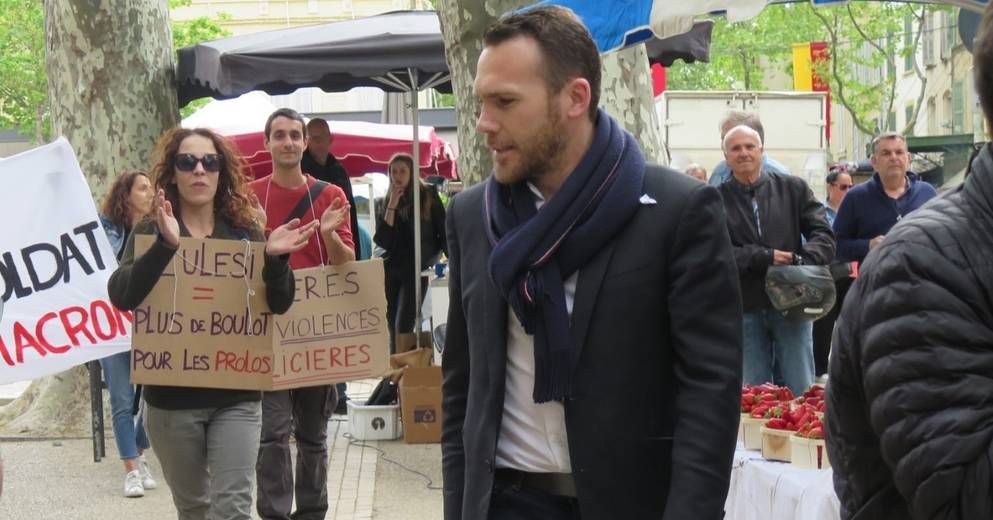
[0,380,443,519]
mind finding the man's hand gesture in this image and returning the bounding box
[266,218,319,256]
[321,197,350,236]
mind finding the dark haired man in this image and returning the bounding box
[832,132,936,263]
[442,6,742,519]
[826,4,993,518]
[251,107,354,520]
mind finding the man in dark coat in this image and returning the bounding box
[826,4,993,519]
[302,117,361,255]
[442,6,742,520]
[301,117,359,412]
[832,131,937,264]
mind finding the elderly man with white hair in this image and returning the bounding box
[717,125,835,394]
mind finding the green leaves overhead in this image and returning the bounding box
[667,2,943,136]
[0,0,231,142]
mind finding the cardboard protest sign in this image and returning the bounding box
[130,235,388,390]
[131,235,273,390]
[0,138,130,384]
[271,260,389,390]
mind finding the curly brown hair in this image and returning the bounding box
[100,170,150,228]
[148,127,261,232]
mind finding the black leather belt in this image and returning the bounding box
[494,468,577,498]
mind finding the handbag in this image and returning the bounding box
[765,265,837,321]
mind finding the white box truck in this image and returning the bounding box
[656,91,830,200]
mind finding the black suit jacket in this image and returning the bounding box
[441,166,743,520]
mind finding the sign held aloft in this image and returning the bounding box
[131,235,388,390]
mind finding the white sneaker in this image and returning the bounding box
[124,470,145,498]
[139,455,158,490]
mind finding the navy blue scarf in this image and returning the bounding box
[484,110,645,403]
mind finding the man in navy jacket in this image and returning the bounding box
[832,132,937,263]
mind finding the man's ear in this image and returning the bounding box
[564,77,592,120]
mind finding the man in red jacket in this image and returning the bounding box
[250,107,354,520]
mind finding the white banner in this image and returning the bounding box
[0,138,129,384]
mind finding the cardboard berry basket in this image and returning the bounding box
[760,425,793,462]
[791,434,831,469]
[742,415,766,450]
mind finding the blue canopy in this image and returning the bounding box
[532,0,988,54]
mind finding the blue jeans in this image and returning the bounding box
[99,351,150,460]
[742,310,815,395]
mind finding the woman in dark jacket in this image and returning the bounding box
[374,153,447,353]
[108,127,317,520]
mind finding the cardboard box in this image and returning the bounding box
[395,331,433,353]
[399,366,442,444]
[348,399,401,441]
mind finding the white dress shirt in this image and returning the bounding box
[494,183,576,473]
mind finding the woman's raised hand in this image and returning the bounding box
[155,189,180,248]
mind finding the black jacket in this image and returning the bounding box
[826,143,993,520]
[301,151,361,253]
[373,185,447,275]
[442,167,742,520]
[718,170,835,311]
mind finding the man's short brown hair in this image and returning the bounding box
[483,5,601,121]
[975,4,993,131]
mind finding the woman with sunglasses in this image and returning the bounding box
[108,127,317,520]
[98,169,157,497]
[823,171,853,227]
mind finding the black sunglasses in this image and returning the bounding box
[175,153,223,173]
[833,183,853,191]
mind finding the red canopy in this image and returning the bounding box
[229,120,458,180]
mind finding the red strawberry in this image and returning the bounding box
[767,418,788,430]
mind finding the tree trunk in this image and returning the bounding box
[600,45,665,165]
[438,0,664,187]
[0,0,178,437]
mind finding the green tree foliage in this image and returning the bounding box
[668,2,940,136]
[668,4,826,91]
[0,0,229,142]
[0,0,48,142]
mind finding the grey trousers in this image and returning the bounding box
[256,386,336,520]
[145,400,262,520]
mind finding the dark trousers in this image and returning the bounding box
[384,268,428,353]
[813,277,853,376]
[488,477,581,520]
[256,386,337,520]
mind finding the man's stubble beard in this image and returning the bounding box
[496,105,567,186]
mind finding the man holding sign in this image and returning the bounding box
[250,108,355,520]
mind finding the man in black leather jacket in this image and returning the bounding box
[718,125,834,395]
[826,4,993,519]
